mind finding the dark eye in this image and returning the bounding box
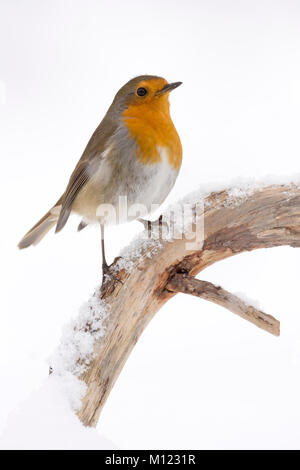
[136,87,147,97]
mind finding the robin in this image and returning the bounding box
[18,75,182,281]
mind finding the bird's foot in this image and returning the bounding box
[102,260,123,288]
[138,215,168,239]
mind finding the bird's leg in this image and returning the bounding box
[158,214,163,228]
[100,224,109,281]
[100,224,123,286]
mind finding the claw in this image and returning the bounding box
[102,262,123,287]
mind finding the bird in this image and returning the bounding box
[18,75,182,281]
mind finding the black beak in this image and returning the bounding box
[156,81,182,95]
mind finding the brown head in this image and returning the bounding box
[108,75,182,117]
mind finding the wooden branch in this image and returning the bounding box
[166,274,280,336]
[50,183,300,426]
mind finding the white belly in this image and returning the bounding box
[127,147,178,212]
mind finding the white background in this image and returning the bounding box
[1,0,300,449]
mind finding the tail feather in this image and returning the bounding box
[18,203,62,249]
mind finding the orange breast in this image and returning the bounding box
[122,97,182,170]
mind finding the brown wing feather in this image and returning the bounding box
[55,156,98,232]
[55,116,117,233]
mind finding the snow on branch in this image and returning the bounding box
[49,180,300,427]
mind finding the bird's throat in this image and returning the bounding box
[122,101,182,170]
